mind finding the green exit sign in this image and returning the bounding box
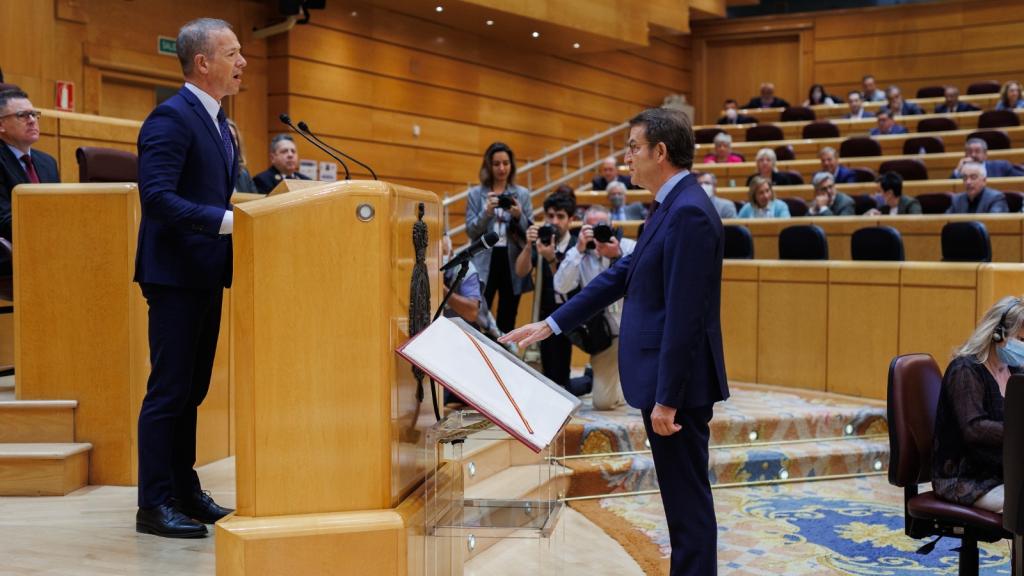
[158,36,177,56]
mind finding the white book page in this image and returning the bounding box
[400,317,578,450]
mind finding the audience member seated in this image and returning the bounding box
[869,110,909,136]
[935,85,980,114]
[0,89,60,240]
[862,74,887,102]
[844,90,874,119]
[716,99,757,125]
[951,137,1024,178]
[591,155,633,191]
[226,119,257,193]
[996,80,1023,111]
[552,205,636,410]
[743,82,790,109]
[881,85,923,116]
[948,161,1009,214]
[515,192,578,390]
[697,172,737,219]
[807,172,855,216]
[606,180,646,221]
[866,171,921,215]
[253,134,311,193]
[441,234,481,326]
[703,132,743,164]
[819,146,857,184]
[803,83,841,106]
[738,175,790,219]
[932,295,1021,514]
[746,147,801,187]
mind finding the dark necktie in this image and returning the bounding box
[216,109,234,169]
[20,154,39,184]
[646,200,661,223]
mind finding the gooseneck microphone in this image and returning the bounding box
[297,120,378,181]
[278,114,350,180]
[441,231,499,272]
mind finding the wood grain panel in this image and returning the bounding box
[702,35,801,125]
[756,263,828,390]
[721,263,758,382]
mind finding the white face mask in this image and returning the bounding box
[701,183,714,198]
[725,108,738,121]
[998,338,1024,367]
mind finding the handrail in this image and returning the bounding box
[442,121,629,208]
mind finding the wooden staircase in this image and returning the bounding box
[0,381,92,496]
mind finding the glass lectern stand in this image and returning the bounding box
[424,410,567,576]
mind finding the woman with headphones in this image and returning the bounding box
[932,296,1022,513]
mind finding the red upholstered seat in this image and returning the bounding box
[908,492,1005,531]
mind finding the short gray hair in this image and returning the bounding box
[812,171,834,189]
[270,133,295,153]
[585,204,611,219]
[754,147,777,165]
[713,132,733,146]
[966,137,989,152]
[177,18,233,76]
[819,146,837,159]
[606,180,628,195]
[962,161,987,178]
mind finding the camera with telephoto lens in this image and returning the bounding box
[537,224,556,246]
[497,191,517,210]
[587,223,616,250]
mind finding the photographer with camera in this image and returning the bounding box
[465,142,534,334]
[553,205,636,410]
[514,191,578,389]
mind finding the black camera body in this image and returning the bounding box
[497,191,517,210]
[537,224,556,246]
[593,223,614,243]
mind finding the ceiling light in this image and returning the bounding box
[435,6,443,12]
[573,42,581,49]
[532,31,540,38]
[486,19,494,26]
[350,10,358,16]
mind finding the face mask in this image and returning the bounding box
[701,183,714,198]
[997,338,1024,367]
[609,195,624,209]
[725,108,738,121]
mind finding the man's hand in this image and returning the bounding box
[499,321,553,347]
[863,207,881,216]
[576,225,594,253]
[536,237,556,261]
[596,236,622,259]
[525,224,539,244]
[650,403,681,436]
[814,193,830,209]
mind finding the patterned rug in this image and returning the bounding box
[571,475,1013,576]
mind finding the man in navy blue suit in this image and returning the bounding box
[501,107,728,575]
[134,18,245,538]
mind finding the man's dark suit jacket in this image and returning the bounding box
[742,97,790,110]
[135,86,236,289]
[592,174,635,191]
[951,160,1024,179]
[947,187,1009,214]
[0,144,59,239]
[551,173,728,410]
[881,101,924,116]
[935,102,980,114]
[716,114,758,125]
[253,166,312,194]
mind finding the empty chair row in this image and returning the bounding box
[724,221,993,263]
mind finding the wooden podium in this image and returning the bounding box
[216,180,447,576]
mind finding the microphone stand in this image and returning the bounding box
[298,121,378,180]
[427,262,472,421]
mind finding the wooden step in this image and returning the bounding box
[0,400,77,443]
[0,443,91,496]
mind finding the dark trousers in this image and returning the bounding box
[137,283,223,509]
[484,246,521,334]
[642,404,717,576]
[540,331,572,387]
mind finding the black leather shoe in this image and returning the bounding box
[136,504,208,538]
[174,491,234,524]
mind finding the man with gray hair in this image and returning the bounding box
[606,180,647,221]
[808,171,855,216]
[591,155,633,191]
[697,172,737,219]
[135,17,244,538]
[253,133,311,193]
[952,138,1024,179]
[948,161,1010,214]
[553,205,637,410]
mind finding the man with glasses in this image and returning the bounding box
[808,172,855,216]
[948,162,1010,214]
[0,89,60,240]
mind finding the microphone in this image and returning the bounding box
[297,120,378,180]
[441,232,499,272]
[278,113,350,180]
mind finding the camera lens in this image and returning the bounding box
[593,224,613,243]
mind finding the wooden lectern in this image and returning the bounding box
[216,180,446,576]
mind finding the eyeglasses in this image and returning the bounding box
[0,110,42,122]
[626,141,648,155]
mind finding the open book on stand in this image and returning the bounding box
[397,317,581,452]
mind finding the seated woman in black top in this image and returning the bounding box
[746,148,802,187]
[933,296,1024,513]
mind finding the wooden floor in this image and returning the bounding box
[0,454,640,576]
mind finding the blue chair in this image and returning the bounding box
[724,225,754,259]
[779,225,828,260]
[941,221,991,262]
[851,226,904,261]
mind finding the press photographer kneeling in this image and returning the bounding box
[554,205,636,410]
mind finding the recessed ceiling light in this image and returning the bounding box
[435,5,443,12]
[573,42,581,49]
[486,19,494,26]
[532,31,540,38]
[350,10,358,16]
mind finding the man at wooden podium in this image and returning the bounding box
[502,107,728,575]
[133,18,244,538]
